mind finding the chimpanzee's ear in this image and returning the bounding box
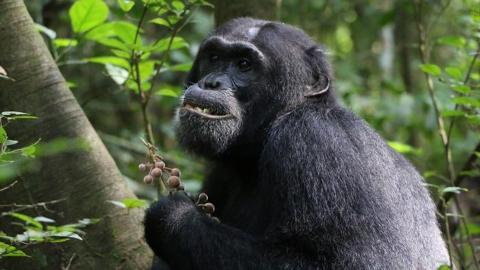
[303,46,333,98]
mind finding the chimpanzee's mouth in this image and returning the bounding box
[181,101,233,119]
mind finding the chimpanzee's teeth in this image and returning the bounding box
[184,103,216,115]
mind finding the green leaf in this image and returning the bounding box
[156,86,181,97]
[52,231,82,240]
[138,61,156,82]
[34,216,55,223]
[2,111,29,117]
[53,38,78,48]
[452,96,480,107]
[0,127,6,145]
[94,38,130,51]
[0,242,28,257]
[437,36,466,48]
[5,140,18,146]
[172,0,185,11]
[69,0,109,33]
[8,213,42,229]
[388,141,421,155]
[105,64,129,85]
[85,21,139,44]
[122,198,148,209]
[84,56,130,69]
[441,186,468,194]
[441,110,465,117]
[451,85,471,94]
[78,218,100,225]
[151,37,188,53]
[419,64,441,76]
[150,18,171,28]
[163,62,192,72]
[444,67,462,81]
[21,144,37,158]
[466,223,480,235]
[117,0,135,12]
[107,200,126,208]
[437,264,451,270]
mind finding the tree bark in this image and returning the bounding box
[212,0,280,26]
[0,1,152,269]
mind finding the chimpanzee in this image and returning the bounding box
[144,17,449,270]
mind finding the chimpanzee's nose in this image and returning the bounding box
[205,77,221,89]
[201,73,229,90]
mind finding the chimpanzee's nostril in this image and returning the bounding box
[205,78,221,89]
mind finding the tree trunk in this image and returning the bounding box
[212,0,280,26]
[0,1,152,269]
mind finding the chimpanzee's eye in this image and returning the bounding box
[237,59,251,72]
[209,54,219,62]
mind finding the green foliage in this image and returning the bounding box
[0,214,99,259]
[108,198,148,209]
[23,0,480,267]
[117,0,135,12]
[420,64,442,76]
[69,0,109,33]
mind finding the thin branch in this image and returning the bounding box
[0,198,66,213]
[0,180,17,192]
[413,0,455,182]
[437,142,480,211]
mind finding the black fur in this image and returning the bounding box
[145,18,449,270]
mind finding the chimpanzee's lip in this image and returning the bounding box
[181,102,233,119]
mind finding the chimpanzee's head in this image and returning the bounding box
[176,18,333,158]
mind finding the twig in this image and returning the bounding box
[0,198,66,213]
[413,0,455,182]
[437,142,480,211]
[62,253,77,270]
[0,180,17,192]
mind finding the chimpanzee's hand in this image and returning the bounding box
[144,192,197,257]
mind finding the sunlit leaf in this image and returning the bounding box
[150,18,171,28]
[34,216,55,223]
[172,0,185,11]
[0,127,6,145]
[8,213,42,229]
[444,66,462,81]
[107,200,126,208]
[437,264,451,270]
[69,0,109,33]
[21,144,37,158]
[151,37,188,53]
[450,85,471,94]
[0,242,28,257]
[78,218,100,225]
[122,198,148,209]
[52,232,82,240]
[388,141,421,155]
[441,186,468,194]
[53,38,78,48]
[437,36,466,48]
[156,86,181,97]
[85,21,139,45]
[84,56,130,69]
[452,96,480,107]
[106,64,129,85]
[419,64,441,76]
[117,0,135,12]
[161,62,192,72]
[441,110,465,117]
